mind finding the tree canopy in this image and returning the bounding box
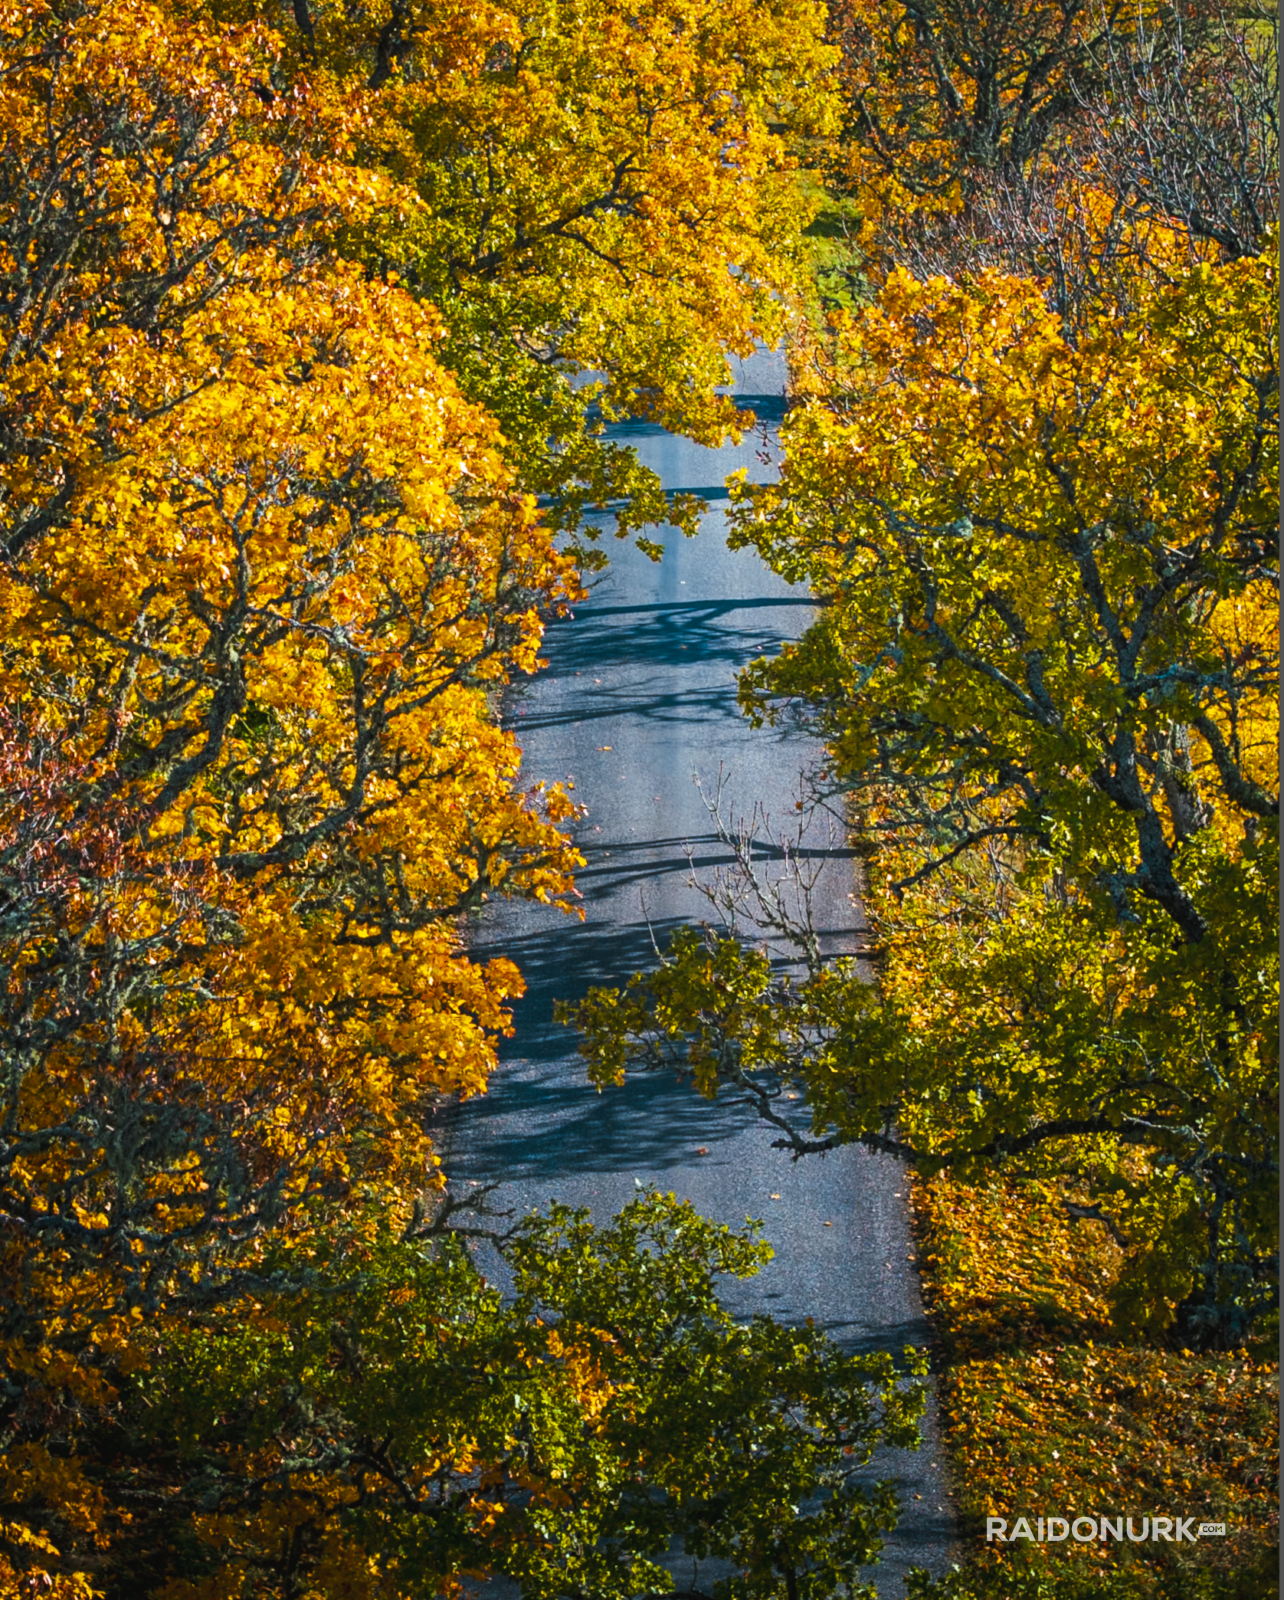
[566,6,1279,1354]
[198,0,839,556]
[7,1186,924,1598]
[2,0,1276,1588]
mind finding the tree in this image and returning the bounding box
[812,0,1275,306]
[0,3,574,1584]
[0,0,580,1099]
[567,243,1279,1349]
[197,0,840,558]
[6,1182,926,1598]
[821,0,1133,228]
[874,0,1278,328]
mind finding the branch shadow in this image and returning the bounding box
[527,595,816,679]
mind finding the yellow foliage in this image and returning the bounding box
[0,1,582,1584]
[914,1175,1280,1585]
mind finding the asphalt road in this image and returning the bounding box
[447,350,958,1597]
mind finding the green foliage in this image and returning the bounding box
[129,1191,926,1599]
[800,192,872,316]
[565,244,1280,1348]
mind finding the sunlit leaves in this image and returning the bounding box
[570,243,1278,1350]
[135,1191,925,1600]
[0,4,588,1587]
[196,0,839,553]
[907,1176,1279,1596]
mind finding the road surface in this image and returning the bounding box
[447,350,958,1597]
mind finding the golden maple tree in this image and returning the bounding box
[0,0,572,1584]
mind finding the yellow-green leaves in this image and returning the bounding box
[570,243,1278,1357]
[730,248,1278,930]
[738,246,1278,1341]
[277,0,837,548]
[135,1193,921,1600]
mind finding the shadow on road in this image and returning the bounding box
[527,594,814,679]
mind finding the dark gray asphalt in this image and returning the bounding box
[448,350,958,1596]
